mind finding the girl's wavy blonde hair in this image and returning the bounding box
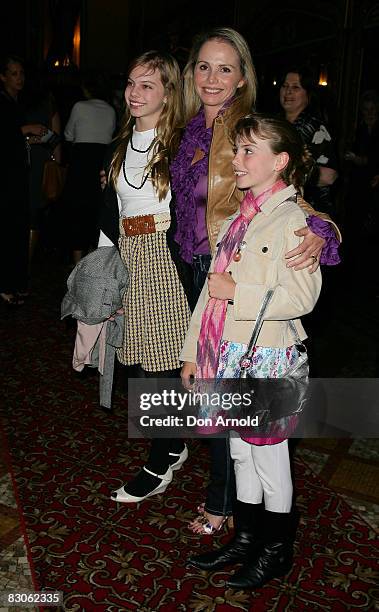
[183,27,257,138]
[109,50,183,200]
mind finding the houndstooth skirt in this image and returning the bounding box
[117,218,191,372]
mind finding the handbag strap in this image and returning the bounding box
[288,319,302,345]
[243,288,274,361]
[242,288,302,363]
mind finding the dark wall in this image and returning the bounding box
[0,0,44,61]
[2,0,378,157]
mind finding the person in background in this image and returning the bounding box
[64,75,116,264]
[98,51,191,503]
[345,90,379,173]
[345,90,379,285]
[170,28,341,535]
[23,67,62,272]
[182,113,322,589]
[279,66,338,214]
[370,151,379,298]
[0,55,47,306]
[344,89,379,209]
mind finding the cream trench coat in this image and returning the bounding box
[180,185,322,364]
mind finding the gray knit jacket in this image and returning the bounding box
[61,246,128,408]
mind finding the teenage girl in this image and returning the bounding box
[98,51,191,503]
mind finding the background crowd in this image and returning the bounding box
[0,48,378,307]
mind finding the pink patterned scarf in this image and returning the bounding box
[196,180,287,378]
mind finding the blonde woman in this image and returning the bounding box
[170,28,340,534]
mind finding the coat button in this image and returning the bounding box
[262,246,268,253]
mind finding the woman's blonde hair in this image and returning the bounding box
[233,113,315,191]
[182,27,257,135]
[109,50,183,200]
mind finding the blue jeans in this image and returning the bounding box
[192,253,212,299]
[192,253,236,517]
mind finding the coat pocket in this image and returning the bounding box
[232,235,280,285]
[245,235,279,261]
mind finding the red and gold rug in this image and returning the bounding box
[1,389,378,610]
[0,258,378,611]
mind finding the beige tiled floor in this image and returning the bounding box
[297,438,379,532]
[0,452,36,612]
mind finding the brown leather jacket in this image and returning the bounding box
[206,114,341,254]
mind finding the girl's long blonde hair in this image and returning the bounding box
[183,28,257,137]
[109,51,183,201]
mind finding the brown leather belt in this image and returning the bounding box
[122,214,155,236]
[121,213,170,237]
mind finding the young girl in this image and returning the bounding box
[98,51,191,502]
[180,114,322,589]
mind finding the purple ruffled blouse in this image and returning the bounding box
[306,216,341,265]
[170,108,212,263]
[193,174,210,255]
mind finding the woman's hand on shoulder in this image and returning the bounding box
[181,361,196,390]
[285,226,324,273]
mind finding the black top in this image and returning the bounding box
[0,90,29,204]
[294,109,338,213]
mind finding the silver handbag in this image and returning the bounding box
[239,288,309,421]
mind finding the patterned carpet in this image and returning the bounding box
[0,252,378,611]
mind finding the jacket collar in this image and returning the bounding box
[225,184,297,223]
[259,184,298,216]
[214,114,226,126]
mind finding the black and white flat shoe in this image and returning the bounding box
[110,466,173,503]
[169,444,188,471]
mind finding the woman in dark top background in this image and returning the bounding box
[279,67,338,214]
[23,67,62,270]
[0,54,47,306]
[344,90,379,280]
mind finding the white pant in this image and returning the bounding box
[229,437,293,513]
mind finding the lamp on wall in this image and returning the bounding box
[72,16,81,67]
[319,65,328,87]
[50,55,71,69]
[45,0,81,70]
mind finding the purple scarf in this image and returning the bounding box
[170,108,212,263]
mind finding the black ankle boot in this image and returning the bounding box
[188,501,263,571]
[227,510,293,589]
